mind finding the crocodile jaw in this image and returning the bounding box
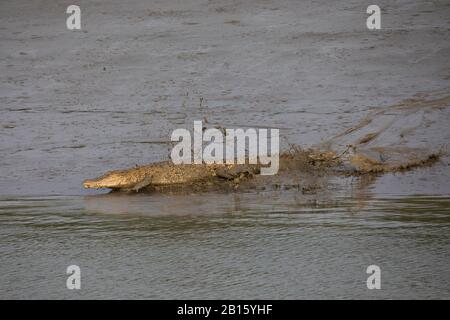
[83,179,104,189]
[83,170,139,189]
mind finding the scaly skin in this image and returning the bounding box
[83,147,441,192]
[83,161,261,191]
[83,149,343,192]
[83,149,342,192]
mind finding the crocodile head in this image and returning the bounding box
[83,169,140,190]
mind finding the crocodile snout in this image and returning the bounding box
[83,179,98,189]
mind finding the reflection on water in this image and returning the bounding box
[0,182,449,299]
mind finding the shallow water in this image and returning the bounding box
[1,166,450,299]
[1,184,449,299]
[1,0,450,299]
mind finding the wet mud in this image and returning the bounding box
[84,91,448,194]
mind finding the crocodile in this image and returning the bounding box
[83,148,344,192]
[83,161,262,192]
[83,146,440,192]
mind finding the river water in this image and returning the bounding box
[1,0,450,299]
[1,181,449,299]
